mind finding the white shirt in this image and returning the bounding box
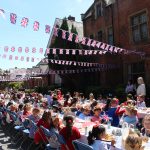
[92,140,116,150]
[136,84,146,96]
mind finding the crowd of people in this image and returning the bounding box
[0,77,149,150]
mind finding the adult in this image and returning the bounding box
[125,80,135,95]
[136,77,146,96]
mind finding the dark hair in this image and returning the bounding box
[42,110,51,123]
[88,125,106,145]
[70,97,78,107]
[18,104,24,111]
[63,115,74,139]
[104,98,112,111]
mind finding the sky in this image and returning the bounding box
[0,0,93,70]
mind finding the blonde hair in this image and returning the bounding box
[124,130,143,150]
[125,105,137,116]
[137,77,144,85]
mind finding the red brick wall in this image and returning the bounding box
[83,0,150,85]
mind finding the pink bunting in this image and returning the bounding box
[109,46,114,52]
[11,47,15,52]
[72,49,76,55]
[53,27,58,37]
[68,33,73,41]
[105,44,110,51]
[62,30,66,39]
[15,56,18,60]
[46,48,50,54]
[75,35,79,43]
[26,57,30,62]
[4,46,9,52]
[10,13,17,24]
[9,55,13,60]
[100,43,106,49]
[52,48,56,54]
[87,39,92,46]
[81,37,86,45]
[33,21,40,31]
[18,47,22,53]
[59,49,63,54]
[39,48,43,54]
[21,56,24,61]
[45,25,50,33]
[66,49,70,55]
[91,40,96,47]
[21,17,29,27]
[96,42,101,48]
[32,47,36,53]
[25,47,29,53]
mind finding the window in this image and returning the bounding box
[127,62,145,82]
[131,12,148,42]
[96,3,102,18]
[108,27,114,45]
[90,34,94,39]
[98,31,103,41]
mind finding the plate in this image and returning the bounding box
[102,134,114,142]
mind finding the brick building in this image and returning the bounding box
[82,0,150,87]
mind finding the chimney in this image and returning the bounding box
[68,15,75,21]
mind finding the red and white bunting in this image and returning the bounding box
[75,35,79,43]
[52,48,56,55]
[66,49,70,55]
[62,30,66,39]
[59,49,63,54]
[81,37,86,45]
[87,39,92,47]
[68,33,73,41]
[91,40,97,47]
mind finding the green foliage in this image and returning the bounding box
[8,82,24,89]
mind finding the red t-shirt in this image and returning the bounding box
[59,126,81,150]
[34,118,50,144]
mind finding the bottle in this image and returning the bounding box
[107,120,111,129]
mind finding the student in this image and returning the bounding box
[59,115,81,150]
[34,110,51,144]
[124,130,145,150]
[107,98,119,127]
[91,105,102,123]
[141,114,150,137]
[78,104,91,120]
[120,105,138,127]
[136,95,146,108]
[87,125,116,150]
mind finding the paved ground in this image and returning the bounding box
[0,128,17,150]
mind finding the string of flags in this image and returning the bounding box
[52,27,145,56]
[0,53,43,62]
[0,9,51,34]
[30,65,120,75]
[3,46,45,54]
[50,59,107,67]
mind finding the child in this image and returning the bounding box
[137,95,146,108]
[124,130,144,150]
[91,105,102,123]
[59,115,81,150]
[34,110,51,144]
[120,105,138,127]
[107,98,119,127]
[141,114,150,137]
[87,125,116,150]
[78,104,91,120]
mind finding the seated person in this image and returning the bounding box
[120,105,138,127]
[34,110,51,144]
[91,105,102,123]
[78,104,91,120]
[124,130,145,150]
[59,115,81,150]
[87,125,116,150]
[107,98,119,127]
[141,114,150,137]
[136,95,146,108]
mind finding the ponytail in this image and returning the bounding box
[88,125,106,145]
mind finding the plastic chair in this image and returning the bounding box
[72,140,93,150]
